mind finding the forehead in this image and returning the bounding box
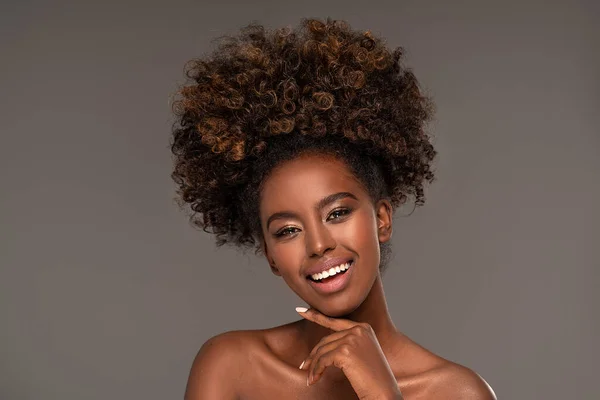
[259,154,365,214]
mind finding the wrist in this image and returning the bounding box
[384,394,403,400]
[381,389,404,400]
[367,389,403,400]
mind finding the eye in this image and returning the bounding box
[327,208,351,221]
[274,226,300,237]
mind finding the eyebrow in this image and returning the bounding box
[266,191,359,230]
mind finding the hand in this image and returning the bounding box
[296,307,403,400]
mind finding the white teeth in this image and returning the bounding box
[311,262,351,281]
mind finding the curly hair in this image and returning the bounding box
[170,17,437,260]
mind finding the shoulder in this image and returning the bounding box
[393,340,496,400]
[429,362,497,400]
[184,330,267,400]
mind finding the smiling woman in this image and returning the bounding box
[170,17,496,400]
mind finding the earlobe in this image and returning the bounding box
[261,238,282,276]
[379,225,392,243]
[268,256,282,276]
[270,263,281,276]
[376,199,393,243]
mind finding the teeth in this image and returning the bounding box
[311,262,351,281]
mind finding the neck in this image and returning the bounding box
[299,273,400,353]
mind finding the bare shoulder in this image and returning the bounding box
[392,337,496,399]
[184,330,267,400]
[429,362,497,400]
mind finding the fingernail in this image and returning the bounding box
[299,360,305,369]
[295,307,308,313]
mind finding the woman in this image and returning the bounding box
[170,18,496,399]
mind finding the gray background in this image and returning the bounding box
[1,0,598,399]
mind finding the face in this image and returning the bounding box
[259,153,393,317]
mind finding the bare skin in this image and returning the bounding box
[185,153,496,399]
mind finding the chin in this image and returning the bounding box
[309,295,361,318]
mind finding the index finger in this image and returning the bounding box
[295,307,356,331]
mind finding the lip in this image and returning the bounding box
[303,257,354,277]
[307,260,354,295]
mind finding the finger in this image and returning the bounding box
[305,335,347,373]
[299,330,351,370]
[295,307,356,332]
[308,343,351,386]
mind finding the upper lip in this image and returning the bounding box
[303,257,353,277]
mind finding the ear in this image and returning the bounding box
[375,199,393,244]
[261,237,282,276]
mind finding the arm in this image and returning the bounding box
[184,333,242,400]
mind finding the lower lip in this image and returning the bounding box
[307,262,354,295]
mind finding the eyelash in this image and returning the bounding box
[274,208,352,238]
[328,208,350,221]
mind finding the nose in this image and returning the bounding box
[305,219,336,257]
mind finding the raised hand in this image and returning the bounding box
[296,307,403,400]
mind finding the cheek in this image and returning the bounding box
[334,210,379,250]
[269,241,305,275]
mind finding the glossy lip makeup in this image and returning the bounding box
[306,260,354,295]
